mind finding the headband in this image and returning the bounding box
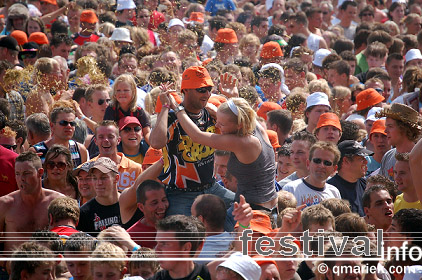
[227,99,239,116]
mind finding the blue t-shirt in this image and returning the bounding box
[205,0,236,16]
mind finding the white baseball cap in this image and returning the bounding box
[218,252,261,280]
[116,0,135,11]
[365,107,383,122]
[405,49,422,64]
[110,27,133,43]
[260,63,290,95]
[313,49,332,67]
[306,92,331,109]
[168,18,185,30]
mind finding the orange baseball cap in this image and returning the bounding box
[28,32,49,45]
[356,88,385,111]
[181,66,214,90]
[260,41,283,59]
[208,96,222,108]
[215,28,238,44]
[40,0,57,5]
[80,10,98,24]
[235,210,272,235]
[370,119,387,136]
[266,130,281,149]
[316,112,342,132]
[256,102,282,120]
[142,147,163,165]
[155,91,183,113]
[187,12,204,23]
[10,30,27,46]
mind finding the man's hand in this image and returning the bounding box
[103,225,139,251]
[232,195,253,227]
[159,82,178,109]
[279,205,306,235]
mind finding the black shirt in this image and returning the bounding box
[147,263,211,280]
[327,174,366,216]
[297,260,315,280]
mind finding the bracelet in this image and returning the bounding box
[80,115,86,121]
[162,104,170,109]
[239,223,250,229]
[132,245,141,252]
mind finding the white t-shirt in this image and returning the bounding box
[283,178,341,208]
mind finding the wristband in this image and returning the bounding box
[239,223,250,229]
[132,245,141,252]
[80,115,86,121]
[162,104,170,109]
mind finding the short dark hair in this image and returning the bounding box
[278,143,291,157]
[386,53,404,65]
[156,215,206,257]
[367,30,393,46]
[251,15,268,29]
[292,130,317,146]
[193,194,226,231]
[367,174,398,201]
[26,113,50,137]
[339,120,360,142]
[329,60,351,77]
[362,185,390,208]
[64,232,97,255]
[333,38,354,55]
[10,242,54,280]
[340,50,357,63]
[209,16,227,31]
[136,180,165,204]
[50,106,75,123]
[354,29,371,50]
[284,57,308,74]
[339,0,357,10]
[31,230,63,254]
[16,151,42,170]
[267,109,293,135]
[393,209,422,248]
[50,34,73,48]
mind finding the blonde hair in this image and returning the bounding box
[111,74,138,112]
[98,22,115,38]
[239,33,260,51]
[0,126,16,138]
[218,98,256,136]
[308,79,331,98]
[144,87,161,115]
[330,86,351,115]
[91,242,126,271]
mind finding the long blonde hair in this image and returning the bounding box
[111,74,138,112]
[218,98,256,136]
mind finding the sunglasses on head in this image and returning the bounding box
[98,98,111,105]
[195,87,212,93]
[1,144,17,151]
[46,161,67,171]
[122,126,142,132]
[57,120,76,127]
[312,158,334,166]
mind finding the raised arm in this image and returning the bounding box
[149,84,171,149]
[119,160,164,224]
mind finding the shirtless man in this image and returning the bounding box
[0,151,63,256]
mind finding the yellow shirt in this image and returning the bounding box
[394,193,422,213]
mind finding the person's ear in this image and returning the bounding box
[38,168,44,178]
[182,241,192,253]
[137,202,144,213]
[48,213,53,227]
[120,267,128,278]
[306,158,311,170]
[364,207,370,217]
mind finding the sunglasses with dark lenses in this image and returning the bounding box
[196,87,212,93]
[1,144,17,150]
[46,161,67,171]
[123,126,142,132]
[20,53,37,59]
[58,120,77,127]
[312,158,334,167]
[98,98,111,105]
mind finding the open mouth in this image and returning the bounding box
[385,210,393,217]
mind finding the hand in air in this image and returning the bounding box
[219,72,239,98]
[159,82,177,109]
[232,195,253,227]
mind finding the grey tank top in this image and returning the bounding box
[227,128,278,204]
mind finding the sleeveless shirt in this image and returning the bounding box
[227,128,277,204]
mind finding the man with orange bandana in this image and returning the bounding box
[150,66,235,216]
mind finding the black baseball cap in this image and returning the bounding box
[0,36,19,52]
[338,140,374,157]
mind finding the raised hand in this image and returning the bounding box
[232,195,253,227]
[279,204,306,234]
[219,72,239,98]
[159,82,177,109]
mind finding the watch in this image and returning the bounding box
[174,105,185,114]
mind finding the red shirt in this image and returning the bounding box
[72,33,101,46]
[127,220,157,248]
[0,146,18,197]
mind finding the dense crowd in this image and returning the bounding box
[2,0,422,278]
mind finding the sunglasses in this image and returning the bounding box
[196,87,212,93]
[46,161,67,171]
[20,53,37,59]
[361,13,374,16]
[122,126,142,132]
[374,88,384,94]
[1,144,17,151]
[57,120,76,127]
[98,98,111,105]
[312,158,334,167]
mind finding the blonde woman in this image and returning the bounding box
[160,83,278,217]
[330,86,353,119]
